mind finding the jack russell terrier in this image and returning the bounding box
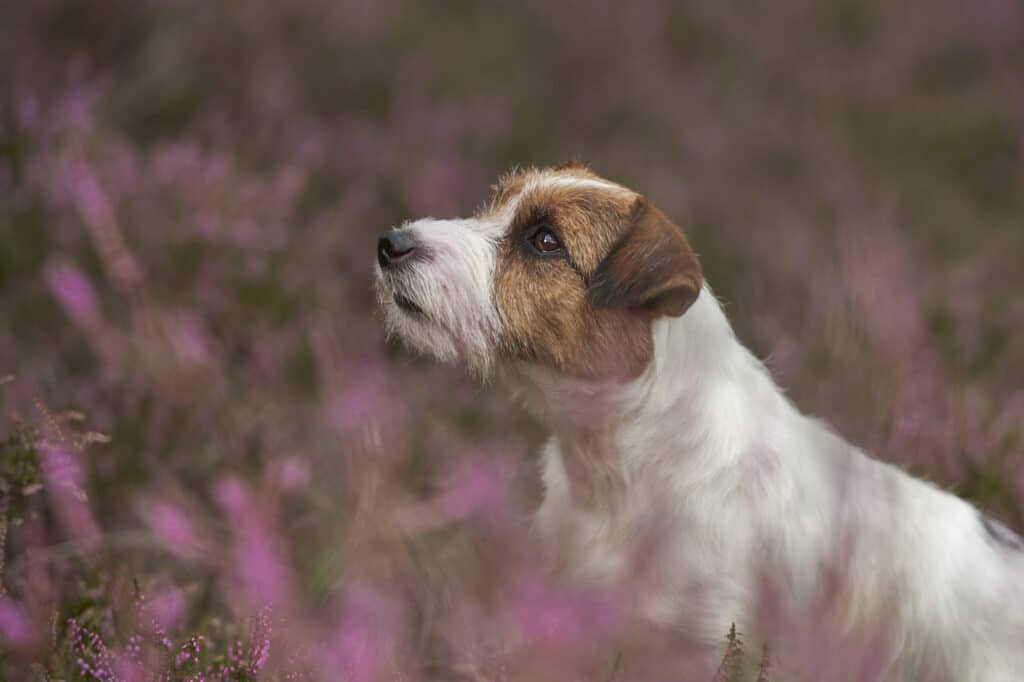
[374,163,1023,680]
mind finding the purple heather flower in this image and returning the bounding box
[44,260,99,326]
[143,500,197,559]
[40,442,101,553]
[0,597,36,651]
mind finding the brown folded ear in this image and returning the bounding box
[588,197,702,318]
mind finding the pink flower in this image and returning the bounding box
[142,501,197,559]
[235,529,291,605]
[148,587,187,633]
[438,455,509,522]
[64,157,116,233]
[326,369,389,431]
[112,656,144,682]
[44,260,99,326]
[272,456,311,494]
[165,311,217,368]
[506,570,624,651]
[40,442,101,553]
[212,476,249,521]
[213,477,294,607]
[0,598,36,651]
[320,585,406,682]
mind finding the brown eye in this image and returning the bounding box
[528,226,563,255]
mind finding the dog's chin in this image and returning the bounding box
[378,287,457,362]
[375,271,499,375]
[378,297,496,377]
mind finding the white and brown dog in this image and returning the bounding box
[375,163,1023,680]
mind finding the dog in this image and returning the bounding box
[375,163,1024,680]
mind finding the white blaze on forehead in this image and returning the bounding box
[466,203,516,240]
[476,172,633,239]
[479,171,633,240]
[528,173,633,196]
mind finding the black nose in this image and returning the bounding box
[377,229,418,269]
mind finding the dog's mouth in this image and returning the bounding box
[393,291,425,317]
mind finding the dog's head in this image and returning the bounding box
[375,164,702,380]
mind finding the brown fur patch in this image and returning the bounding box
[490,168,702,380]
[589,199,703,318]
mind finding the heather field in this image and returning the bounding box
[1,1,1023,680]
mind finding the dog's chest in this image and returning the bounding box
[534,438,761,633]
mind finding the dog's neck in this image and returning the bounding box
[516,287,786,504]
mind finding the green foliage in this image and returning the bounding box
[711,624,772,682]
[713,623,746,682]
[0,410,44,527]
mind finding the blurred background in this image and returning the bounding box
[1,1,1022,679]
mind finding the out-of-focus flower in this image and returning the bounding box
[271,455,311,494]
[326,365,391,432]
[163,310,218,368]
[437,454,511,523]
[505,570,624,652]
[44,260,99,326]
[319,584,407,682]
[141,500,197,560]
[213,477,294,607]
[112,656,145,682]
[40,442,101,554]
[236,529,292,607]
[62,156,144,289]
[147,586,187,634]
[0,597,37,651]
[212,476,249,522]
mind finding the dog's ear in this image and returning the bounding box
[589,197,702,318]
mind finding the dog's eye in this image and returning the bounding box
[528,226,563,255]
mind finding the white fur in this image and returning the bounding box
[377,175,1024,680]
[377,215,507,372]
[530,175,631,194]
[530,288,1024,680]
